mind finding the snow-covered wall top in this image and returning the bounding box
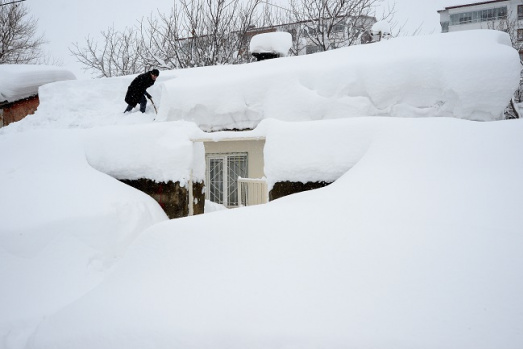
[0,65,76,103]
[249,32,292,55]
[83,122,206,183]
[371,21,392,35]
[158,30,519,129]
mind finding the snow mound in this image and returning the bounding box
[371,20,392,35]
[83,121,206,183]
[0,65,76,103]
[1,30,518,134]
[157,30,519,129]
[249,31,292,55]
[28,117,523,349]
[0,129,168,324]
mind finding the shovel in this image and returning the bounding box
[147,95,158,114]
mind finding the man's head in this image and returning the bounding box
[151,69,160,80]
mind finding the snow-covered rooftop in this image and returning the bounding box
[157,30,519,129]
[2,30,518,135]
[0,64,76,103]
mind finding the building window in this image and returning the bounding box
[306,45,321,54]
[206,153,248,207]
[441,21,449,32]
[518,29,523,41]
[332,24,345,33]
[449,6,507,26]
[519,5,523,19]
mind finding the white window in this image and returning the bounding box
[206,153,248,207]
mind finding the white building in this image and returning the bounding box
[438,0,516,32]
[439,0,523,59]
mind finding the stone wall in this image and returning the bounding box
[121,179,205,219]
[269,181,331,201]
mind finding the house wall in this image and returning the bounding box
[203,139,266,178]
[0,95,39,127]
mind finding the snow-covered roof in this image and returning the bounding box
[1,30,518,134]
[157,30,519,129]
[0,64,76,103]
[371,20,392,34]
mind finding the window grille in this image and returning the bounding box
[206,153,248,207]
[227,155,248,206]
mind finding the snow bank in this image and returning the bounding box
[83,121,206,183]
[0,65,76,103]
[28,118,523,349]
[0,72,177,133]
[158,30,519,129]
[1,30,518,135]
[261,118,387,187]
[249,31,292,55]
[0,129,168,330]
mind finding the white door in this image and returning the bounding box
[206,153,248,207]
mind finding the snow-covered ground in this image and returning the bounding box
[0,30,522,348]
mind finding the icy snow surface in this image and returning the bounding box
[0,29,522,349]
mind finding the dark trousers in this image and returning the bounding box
[125,95,147,113]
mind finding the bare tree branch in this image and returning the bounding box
[0,1,45,64]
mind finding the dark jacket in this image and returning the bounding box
[124,71,156,107]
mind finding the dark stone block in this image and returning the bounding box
[120,179,205,219]
[269,181,331,201]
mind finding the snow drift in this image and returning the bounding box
[27,117,523,349]
[1,30,518,134]
[0,129,168,329]
[157,30,520,129]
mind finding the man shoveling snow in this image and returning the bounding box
[124,69,159,113]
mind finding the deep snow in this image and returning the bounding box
[0,65,75,103]
[0,30,522,348]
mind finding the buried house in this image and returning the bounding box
[149,29,519,217]
[1,30,518,220]
[0,65,76,127]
